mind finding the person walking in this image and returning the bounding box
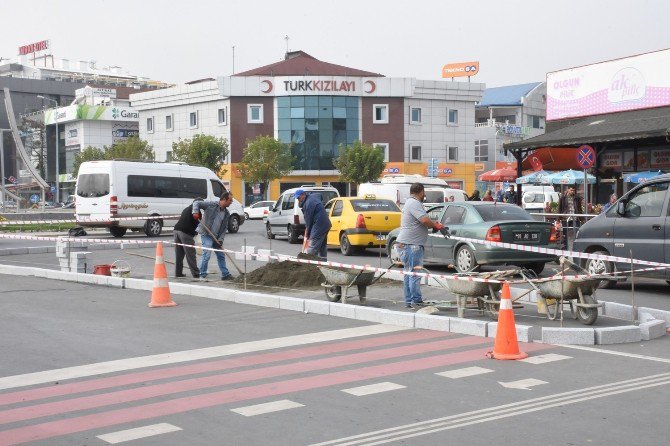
[503,185,518,204]
[173,199,202,279]
[482,189,494,201]
[192,191,235,281]
[469,190,481,201]
[295,189,332,259]
[558,186,584,250]
[396,183,449,308]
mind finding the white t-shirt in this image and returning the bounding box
[396,196,428,245]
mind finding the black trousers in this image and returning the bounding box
[174,230,199,277]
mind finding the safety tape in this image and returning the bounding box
[0,215,181,226]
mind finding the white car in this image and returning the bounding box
[244,200,275,220]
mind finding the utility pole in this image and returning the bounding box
[232,45,235,74]
[284,35,289,56]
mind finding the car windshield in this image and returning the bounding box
[76,174,110,198]
[350,199,400,212]
[476,204,534,221]
[306,190,339,204]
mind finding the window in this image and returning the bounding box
[373,104,388,124]
[189,111,198,129]
[411,145,422,161]
[626,182,670,217]
[447,108,458,125]
[447,146,458,162]
[474,140,489,162]
[528,115,543,129]
[165,115,172,131]
[441,206,466,225]
[350,199,400,212]
[210,180,226,198]
[332,200,344,217]
[218,108,227,125]
[373,143,389,162]
[127,175,206,199]
[248,104,264,124]
[146,117,154,133]
[166,151,173,162]
[76,174,110,198]
[281,193,295,211]
[410,107,422,124]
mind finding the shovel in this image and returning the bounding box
[198,219,245,276]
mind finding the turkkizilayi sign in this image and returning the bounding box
[218,76,415,97]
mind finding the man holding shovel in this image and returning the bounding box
[192,191,235,282]
[296,189,331,259]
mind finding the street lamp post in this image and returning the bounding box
[37,95,59,203]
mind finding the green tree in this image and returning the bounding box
[333,140,385,185]
[171,134,229,175]
[105,136,154,161]
[72,146,105,177]
[237,136,295,198]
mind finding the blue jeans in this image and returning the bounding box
[306,232,328,258]
[199,233,231,279]
[401,244,424,305]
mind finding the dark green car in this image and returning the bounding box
[386,202,559,274]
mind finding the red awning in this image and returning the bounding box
[478,167,517,182]
[521,147,580,171]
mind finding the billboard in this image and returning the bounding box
[442,62,479,79]
[547,48,670,121]
[44,105,139,125]
[219,76,414,97]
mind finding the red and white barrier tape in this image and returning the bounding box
[0,215,181,226]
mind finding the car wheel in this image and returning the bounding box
[288,225,300,244]
[455,245,479,273]
[340,233,356,256]
[228,215,240,233]
[526,262,545,275]
[266,222,275,239]
[387,239,401,265]
[244,212,250,220]
[144,218,162,237]
[109,226,127,238]
[585,250,616,289]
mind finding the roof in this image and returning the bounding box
[234,51,383,77]
[478,82,542,107]
[505,106,670,150]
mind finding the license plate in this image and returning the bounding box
[375,234,387,241]
[513,231,539,242]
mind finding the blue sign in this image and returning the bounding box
[30,194,40,204]
[387,167,400,174]
[577,145,596,169]
[50,186,56,193]
[442,168,453,175]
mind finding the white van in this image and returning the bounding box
[265,185,339,243]
[521,185,560,214]
[75,160,245,237]
[358,175,451,206]
[423,187,468,208]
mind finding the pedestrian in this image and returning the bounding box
[503,185,518,204]
[602,193,617,213]
[192,191,235,282]
[482,189,494,201]
[469,189,481,201]
[395,183,449,308]
[173,199,202,279]
[295,189,332,259]
[495,188,505,203]
[558,186,584,250]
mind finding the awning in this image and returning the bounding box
[504,106,670,151]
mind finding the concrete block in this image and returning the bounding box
[355,306,383,323]
[123,277,154,291]
[75,273,98,284]
[207,287,236,303]
[107,277,125,288]
[595,326,641,345]
[329,303,357,319]
[637,307,670,326]
[28,246,48,254]
[188,285,216,298]
[604,302,635,321]
[450,318,488,337]
[305,299,330,315]
[542,327,595,345]
[380,309,415,328]
[279,296,304,312]
[168,282,193,296]
[415,313,450,332]
[8,248,28,255]
[488,322,540,343]
[639,320,667,341]
[236,291,280,308]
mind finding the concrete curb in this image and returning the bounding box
[0,242,147,257]
[0,263,667,345]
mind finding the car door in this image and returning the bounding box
[613,181,670,275]
[268,194,287,234]
[421,205,446,262]
[431,204,467,263]
[327,200,344,245]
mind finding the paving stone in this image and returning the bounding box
[639,319,666,341]
[542,327,595,345]
[235,291,279,308]
[123,278,153,291]
[604,302,636,321]
[304,299,330,315]
[414,313,450,332]
[279,296,304,312]
[595,326,641,344]
[488,322,540,343]
[355,305,383,323]
[329,303,357,319]
[450,318,487,337]
[637,307,670,326]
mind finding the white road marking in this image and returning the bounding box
[498,378,548,390]
[96,423,182,444]
[520,353,572,364]
[557,344,670,364]
[231,399,304,416]
[0,324,407,391]
[435,366,494,379]
[342,382,406,396]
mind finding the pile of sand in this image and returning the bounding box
[235,259,324,288]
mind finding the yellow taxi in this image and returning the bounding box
[324,195,402,255]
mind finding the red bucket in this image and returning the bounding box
[93,264,113,276]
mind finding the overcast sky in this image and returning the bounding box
[3,0,668,87]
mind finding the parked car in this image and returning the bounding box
[358,174,450,207]
[574,175,670,288]
[423,187,468,209]
[324,195,402,255]
[244,200,274,220]
[521,186,560,214]
[386,202,559,274]
[266,185,340,243]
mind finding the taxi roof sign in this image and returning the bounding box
[363,194,376,200]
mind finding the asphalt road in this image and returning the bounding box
[0,276,669,445]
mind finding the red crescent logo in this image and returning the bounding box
[261,80,273,94]
[364,80,376,94]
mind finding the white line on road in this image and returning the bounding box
[96,423,182,444]
[341,382,407,396]
[0,324,407,391]
[557,344,670,364]
[435,366,494,379]
[231,399,305,416]
[498,378,548,390]
[520,353,572,364]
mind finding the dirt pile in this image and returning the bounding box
[236,260,324,288]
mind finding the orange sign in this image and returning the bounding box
[474,163,485,171]
[442,62,479,78]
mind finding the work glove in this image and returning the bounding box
[434,223,450,237]
[192,212,201,220]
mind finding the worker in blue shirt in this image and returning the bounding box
[295,189,331,259]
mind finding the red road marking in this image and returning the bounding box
[0,330,449,406]
[0,343,551,445]
[0,336,490,424]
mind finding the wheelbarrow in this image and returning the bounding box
[318,266,386,304]
[530,276,603,325]
[438,270,522,318]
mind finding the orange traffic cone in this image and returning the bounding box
[487,281,527,360]
[148,242,177,308]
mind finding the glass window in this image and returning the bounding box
[318,96,333,106]
[351,199,400,212]
[319,106,332,118]
[210,180,225,198]
[290,108,304,118]
[476,204,534,222]
[166,151,173,162]
[410,107,421,124]
[217,108,227,125]
[248,104,263,123]
[333,107,346,119]
[447,146,458,162]
[324,200,334,214]
[146,117,153,133]
[76,174,109,198]
[305,106,319,118]
[278,107,291,119]
[165,115,172,130]
[290,96,305,106]
[189,112,198,128]
[346,97,359,107]
[626,182,670,217]
[475,140,489,162]
[277,97,290,107]
[448,109,458,125]
[527,115,543,129]
[319,118,333,130]
[305,96,319,107]
[291,118,305,129]
[373,104,388,124]
[346,118,359,131]
[281,193,295,210]
[278,118,291,130]
[411,145,422,161]
[441,206,466,225]
[332,200,343,217]
[332,96,346,107]
[319,130,333,143]
[180,177,208,199]
[305,119,318,131]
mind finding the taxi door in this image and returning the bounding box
[326,199,344,246]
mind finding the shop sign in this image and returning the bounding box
[18,39,49,55]
[651,149,670,168]
[600,152,622,169]
[442,62,479,78]
[218,76,414,97]
[446,181,463,189]
[474,163,485,171]
[383,162,404,174]
[437,163,455,177]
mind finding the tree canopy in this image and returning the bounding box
[171,134,229,175]
[333,140,386,184]
[237,136,295,198]
[71,136,154,177]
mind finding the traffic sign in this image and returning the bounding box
[577,145,596,169]
[50,186,56,193]
[30,194,40,204]
[8,176,17,184]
